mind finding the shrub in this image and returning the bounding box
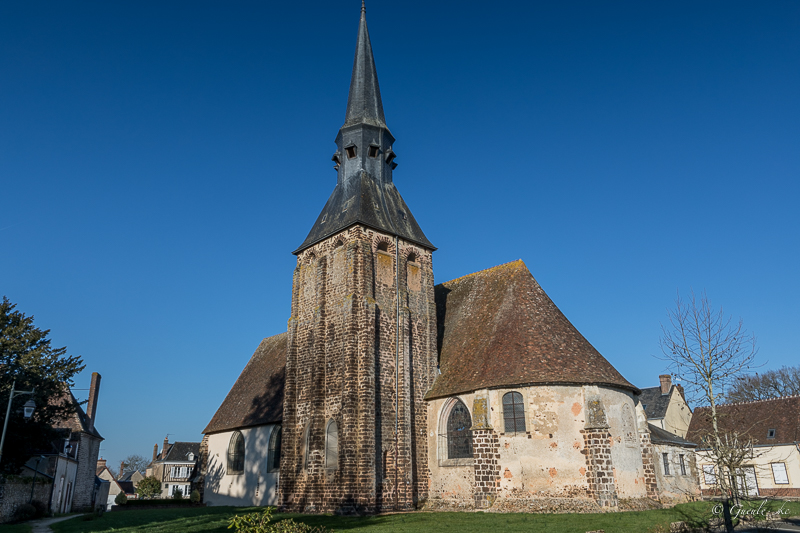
[115,492,128,505]
[135,476,162,499]
[172,488,184,500]
[228,507,332,533]
[190,489,201,503]
[31,499,48,518]
[13,503,37,521]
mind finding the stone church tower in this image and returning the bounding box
[279,5,438,513]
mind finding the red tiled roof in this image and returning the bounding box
[203,333,286,434]
[686,395,800,447]
[426,260,637,399]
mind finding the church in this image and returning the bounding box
[201,5,665,514]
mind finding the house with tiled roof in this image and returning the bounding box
[148,438,201,498]
[687,395,800,498]
[203,5,674,513]
[639,374,693,438]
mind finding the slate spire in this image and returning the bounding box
[343,2,386,129]
[294,5,434,254]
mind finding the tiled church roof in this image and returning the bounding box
[426,260,638,399]
[686,395,800,448]
[203,333,287,434]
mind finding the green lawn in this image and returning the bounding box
[0,524,32,533]
[45,500,800,533]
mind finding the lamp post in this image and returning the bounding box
[0,380,36,467]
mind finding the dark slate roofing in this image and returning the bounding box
[294,171,434,253]
[686,395,800,448]
[648,423,697,448]
[203,333,287,434]
[639,386,672,419]
[163,441,200,463]
[344,3,385,129]
[118,481,136,495]
[426,260,638,399]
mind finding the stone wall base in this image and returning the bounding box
[422,496,620,514]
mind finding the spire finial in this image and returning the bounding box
[361,0,365,14]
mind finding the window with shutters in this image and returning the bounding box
[502,392,526,434]
[771,463,789,484]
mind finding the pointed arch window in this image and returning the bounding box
[267,425,282,473]
[447,400,473,459]
[502,392,526,434]
[325,419,339,470]
[227,431,245,475]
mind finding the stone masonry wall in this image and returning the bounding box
[638,430,660,500]
[279,225,437,514]
[472,429,500,508]
[580,428,618,508]
[71,433,101,511]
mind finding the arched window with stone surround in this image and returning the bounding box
[267,425,282,473]
[447,400,473,459]
[325,419,339,470]
[227,431,245,475]
[502,391,526,434]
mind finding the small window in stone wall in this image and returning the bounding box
[502,392,526,434]
[227,431,245,475]
[325,420,339,470]
[679,454,687,475]
[303,424,311,470]
[268,425,282,473]
[662,453,670,476]
[407,254,421,292]
[447,400,473,459]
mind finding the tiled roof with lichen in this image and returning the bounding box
[203,333,286,434]
[426,260,638,399]
[686,395,800,448]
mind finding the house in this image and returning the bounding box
[687,395,800,498]
[202,6,673,514]
[96,458,126,509]
[639,375,693,438]
[149,438,200,498]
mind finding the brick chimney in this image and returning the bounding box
[120,460,125,477]
[152,443,158,462]
[97,457,106,469]
[86,372,102,431]
[659,374,672,395]
[162,436,169,459]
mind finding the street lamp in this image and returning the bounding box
[0,380,36,467]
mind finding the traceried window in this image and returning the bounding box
[227,431,245,475]
[267,425,282,473]
[325,419,339,470]
[502,392,526,434]
[447,400,473,459]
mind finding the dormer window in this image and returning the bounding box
[188,453,195,461]
[385,149,396,165]
[368,144,379,158]
[345,144,357,159]
[331,152,341,170]
[767,428,776,439]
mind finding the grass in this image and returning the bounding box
[45,500,800,533]
[0,524,32,533]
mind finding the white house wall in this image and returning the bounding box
[204,424,279,506]
[696,444,800,498]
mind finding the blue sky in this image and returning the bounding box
[2,1,798,468]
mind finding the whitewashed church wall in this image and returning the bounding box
[204,424,279,507]
[426,384,649,506]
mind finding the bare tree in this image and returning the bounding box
[659,290,758,533]
[120,453,149,476]
[726,365,800,403]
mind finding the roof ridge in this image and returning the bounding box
[439,259,525,286]
[696,394,800,408]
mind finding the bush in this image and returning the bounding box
[13,503,37,521]
[190,489,201,503]
[135,475,162,499]
[172,488,184,500]
[228,508,332,533]
[31,499,48,518]
[115,491,128,505]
